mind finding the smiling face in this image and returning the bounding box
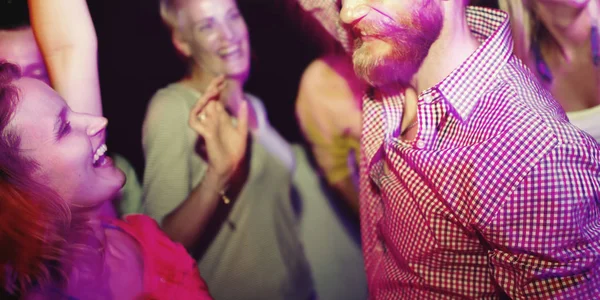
[0,27,50,85]
[174,0,250,81]
[340,0,443,87]
[9,78,124,208]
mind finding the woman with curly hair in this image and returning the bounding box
[0,59,214,300]
[0,0,215,297]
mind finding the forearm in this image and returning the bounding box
[333,177,360,214]
[312,145,360,213]
[161,169,229,249]
[28,0,102,115]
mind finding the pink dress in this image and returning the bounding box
[110,214,212,300]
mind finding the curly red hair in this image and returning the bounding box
[0,61,71,295]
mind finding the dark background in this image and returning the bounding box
[2,0,498,178]
[86,0,498,177]
[87,0,321,177]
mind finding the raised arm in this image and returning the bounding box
[28,0,102,116]
[296,59,360,213]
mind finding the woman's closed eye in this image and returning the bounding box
[57,121,72,139]
[196,19,215,31]
[55,108,72,140]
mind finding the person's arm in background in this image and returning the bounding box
[330,175,359,213]
[296,59,359,213]
[28,0,102,116]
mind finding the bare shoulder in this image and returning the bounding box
[303,58,336,80]
[103,228,144,299]
[297,57,363,136]
[21,227,144,300]
[299,59,343,94]
[297,58,358,110]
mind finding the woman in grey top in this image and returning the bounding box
[142,0,314,299]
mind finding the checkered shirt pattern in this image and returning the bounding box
[360,7,600,299]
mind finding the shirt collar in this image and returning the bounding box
[432,7,513,121]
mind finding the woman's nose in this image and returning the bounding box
[86,115,108,137]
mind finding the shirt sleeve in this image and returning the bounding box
[141,88,195,225]
[482,142,600,299]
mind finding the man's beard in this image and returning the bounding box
[351,2,444,88]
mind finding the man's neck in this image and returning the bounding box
[413,6,481,95]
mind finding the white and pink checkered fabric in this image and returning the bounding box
[360,7,600,299]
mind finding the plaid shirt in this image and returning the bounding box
[360,7,600,299]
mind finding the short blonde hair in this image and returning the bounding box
[159,0,185,32]
[498,0,534,63]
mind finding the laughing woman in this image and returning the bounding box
[0,61,214,299]
[0,0,213,298]
[142,0,315,299]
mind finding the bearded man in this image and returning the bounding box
[338,0,600,298]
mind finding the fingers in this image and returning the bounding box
[189,97,248,146]
[215,100,247,135]
[189,115,211,139]
[189,100,218,138]
[189,76,226,132]
[190,75,226,119]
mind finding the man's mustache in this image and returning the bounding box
[350,18,416,44]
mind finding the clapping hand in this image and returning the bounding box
[188,76,249,181]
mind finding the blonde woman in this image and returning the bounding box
[142,0,315,299]
[500,0,600,142]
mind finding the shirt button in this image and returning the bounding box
[416,141,426,149]
[423,94,434,103]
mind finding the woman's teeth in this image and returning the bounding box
[219,46,240,57]
[93,144,108,165]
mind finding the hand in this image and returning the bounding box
[188,76,249,180]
